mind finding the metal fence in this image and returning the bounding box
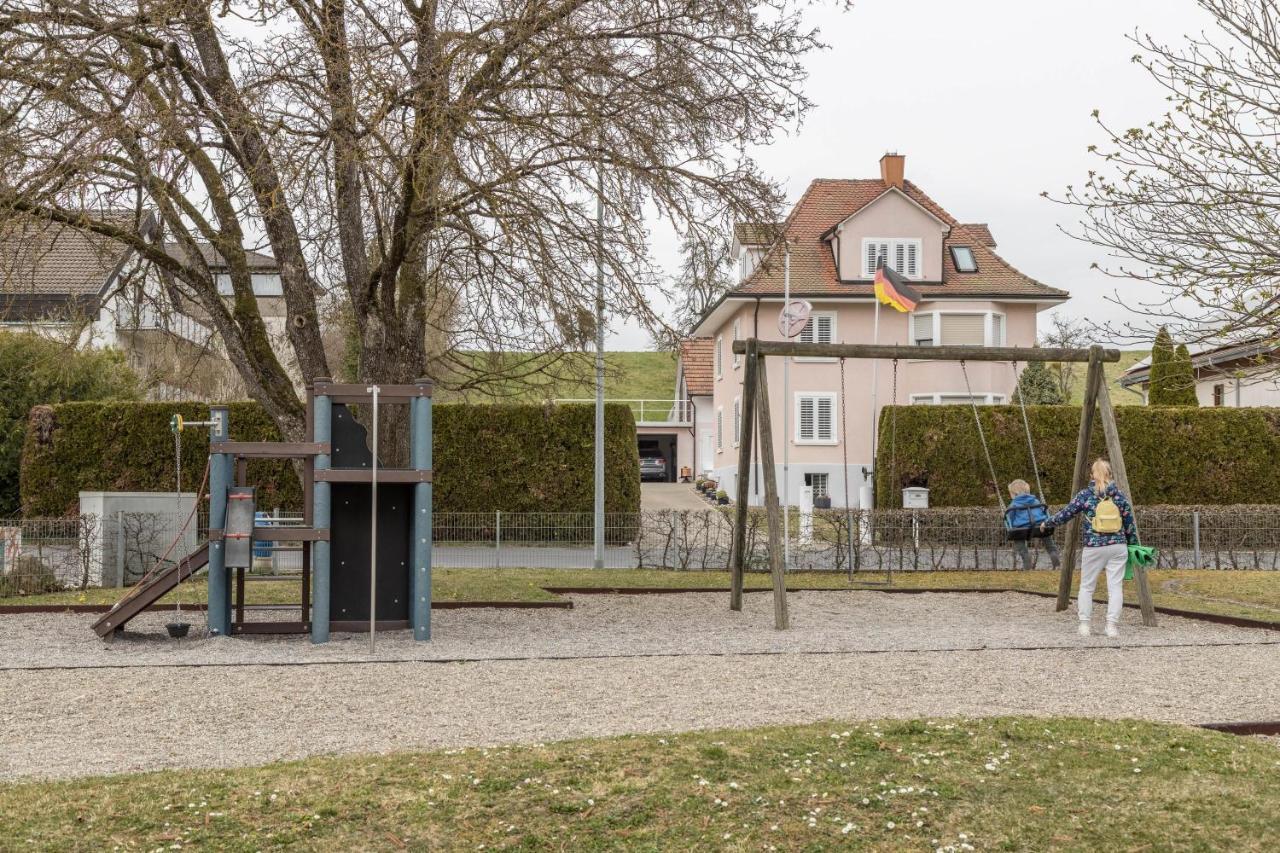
[3,506,1279,596]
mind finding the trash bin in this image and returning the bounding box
[253,511,275,562]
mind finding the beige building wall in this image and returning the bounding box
[833,189,949,281]
[706,298,1043,507]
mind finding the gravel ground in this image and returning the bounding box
[1,592,1277,781]
[0,591,1273,670]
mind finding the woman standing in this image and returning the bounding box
[1042,459,1138,638]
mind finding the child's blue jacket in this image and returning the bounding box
[1005,493,1048,529]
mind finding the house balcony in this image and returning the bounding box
[552,398,693,427]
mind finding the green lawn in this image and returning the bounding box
[8,568,1277,623]
[434,351,676,405]
[1064,349,1149,406]
[2,717,1276,851]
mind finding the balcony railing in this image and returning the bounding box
[552,398,693,425]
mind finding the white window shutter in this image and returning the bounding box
[940,314,986,346]
[816,314,833,344]
[893,243,905,274]
[906,242,918,277]
[717,410,723,449]
[715,336,723,376]
[913,312,934,344]
[865,242,877,276]
[798,397,815,440]
[733,399,741,443]
[817,397,834,440]
[991,314,1005,346]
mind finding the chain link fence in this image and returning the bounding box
[3,506,1278,596]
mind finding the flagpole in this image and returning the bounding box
[869,295,881,509]
[782,243,791,570]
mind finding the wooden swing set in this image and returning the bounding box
[727,338,1157,630]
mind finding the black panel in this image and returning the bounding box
[327,404,413,622]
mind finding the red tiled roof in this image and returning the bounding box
[678,337,714,395]
[733,222,782,246]
[733,179,1067,300]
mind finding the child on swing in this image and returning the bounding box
[1005,479,1060,570]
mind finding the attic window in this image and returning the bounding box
[950,246,978,273]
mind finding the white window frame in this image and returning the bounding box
[732,320,741,369]
[861,238,923,279]
[794,392,839,445]
[795,311,837,362]
[715,335,723,379]
[909,392,1007,405]
[908,311,1007,348]
[804,472,830,499]
[716,407,723,451]
[733,396,741,446]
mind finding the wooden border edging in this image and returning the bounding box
[1198,721,1280,736]
[0,599,572,615]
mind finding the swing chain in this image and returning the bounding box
[1012,361,1046,503]
[960,360,1006,513]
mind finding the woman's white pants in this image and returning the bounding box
[1079,543,1128,625]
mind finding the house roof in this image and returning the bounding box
[164,241,279,271]
[678,337,714,395]
[0,211,147,299]
[733,222,783,247]
[728,178,1068,301]
[1120,338,1279,386]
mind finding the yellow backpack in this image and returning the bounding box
[1092,496,1123,534]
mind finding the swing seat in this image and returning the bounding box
[1004,523,1054,542]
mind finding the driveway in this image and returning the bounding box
[641,482,713,512]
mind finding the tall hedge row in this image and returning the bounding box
[874,404,1280,507]
[21,401,640,517]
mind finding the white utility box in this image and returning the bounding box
[901,487,930,509]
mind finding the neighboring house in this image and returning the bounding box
[675,338,715,474]
[0,212,289,400]
[1120,339,1280,407]
[673,153,1070,507]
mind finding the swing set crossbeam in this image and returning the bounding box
[731,341,1121,364]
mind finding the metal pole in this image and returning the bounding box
[1192,510,1201,569]
[496,510,502,569]
[593,165,606,570]
[367,385,379,654]
[410,381,432,641]
[869,299,881,507]
[311,385,333,644]
[206,407,231,636]
[782,244,791,569]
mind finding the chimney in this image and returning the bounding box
[880,152,905,189]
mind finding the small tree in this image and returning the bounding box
[1170,344,1200,406]
[0,332,139,515]
[1147,327,1177,405]
[1039,315,1090,402]
[1012,361,1064,404]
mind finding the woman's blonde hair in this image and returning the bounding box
[1091,458,1114,494]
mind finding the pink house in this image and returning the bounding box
[677,154,1069,507]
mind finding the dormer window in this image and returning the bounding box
[863,239,921,278]
[949,246,978,273]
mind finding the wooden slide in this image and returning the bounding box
[90,543,210,639]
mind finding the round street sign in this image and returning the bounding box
[777,299,813,338]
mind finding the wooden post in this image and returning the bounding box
[753,352,789,629]
[729,339,759,611]
[1056,347,1104,611]
[1096,379,1158,627]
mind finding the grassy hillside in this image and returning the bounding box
[1064,349,1148,406]
[435,351,677,404]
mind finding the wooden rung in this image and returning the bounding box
[312,382,433,401]
[217,441,331,458]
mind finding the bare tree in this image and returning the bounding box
[1056,0,1280,353]
[0,1,821,440]
[1039,314,1090,401]
[659,234,735,349]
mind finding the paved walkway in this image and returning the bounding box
[641,482,714,511]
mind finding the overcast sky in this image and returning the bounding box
[608,0,1214,350]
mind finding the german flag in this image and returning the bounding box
[873,262,921,313]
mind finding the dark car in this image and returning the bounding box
[639,455,667,481]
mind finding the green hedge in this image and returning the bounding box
[21,401,640,517]
[874,405,1280,507]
